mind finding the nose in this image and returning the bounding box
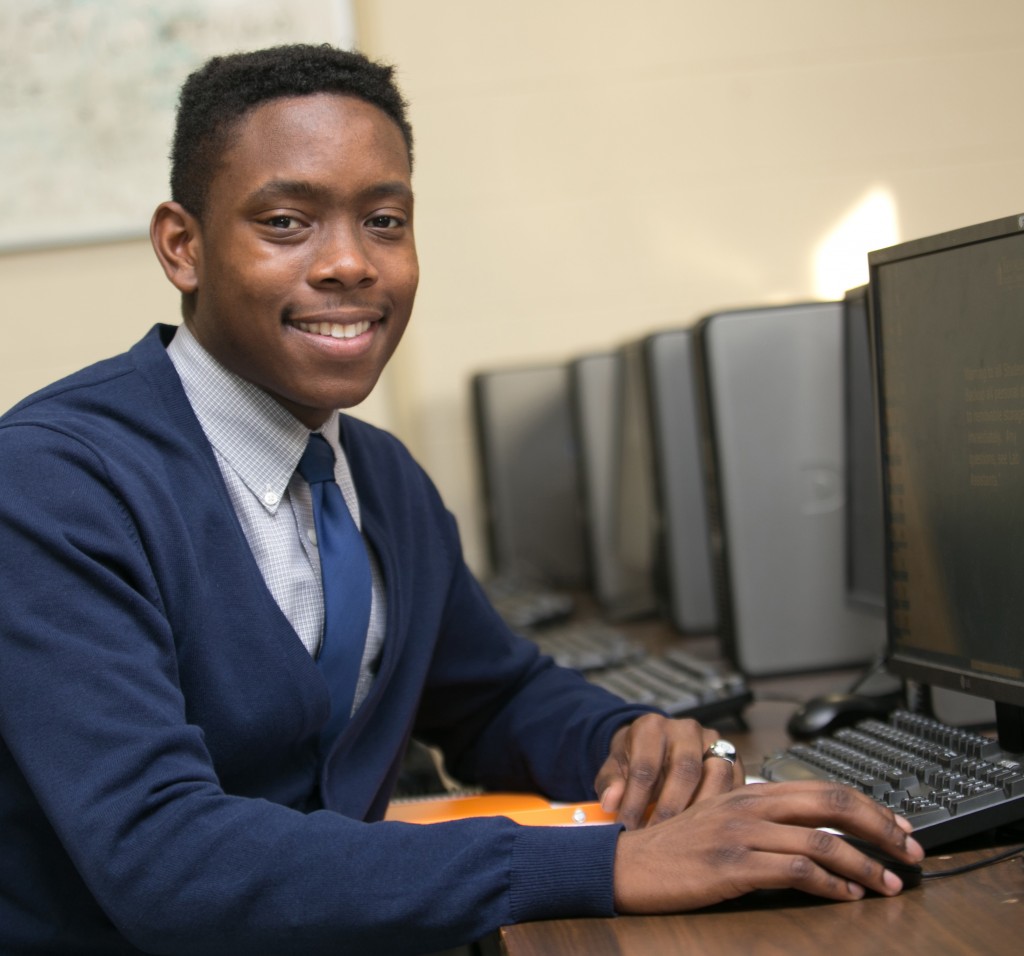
[308,223,378,288]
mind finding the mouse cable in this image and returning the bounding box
[921,842,1024,880]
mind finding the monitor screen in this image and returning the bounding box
[471,363,587,588]
[870,213,1024,748]
[842,284,886,612]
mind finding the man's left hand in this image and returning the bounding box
[595,713,745,829]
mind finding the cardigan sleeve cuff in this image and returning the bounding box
[507,820,622,923]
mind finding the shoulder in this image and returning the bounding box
[2,325,178,433]
[0,325,206,488]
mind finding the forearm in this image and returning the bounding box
[413,564,654,798]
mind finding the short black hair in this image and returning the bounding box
[170,44,413,220]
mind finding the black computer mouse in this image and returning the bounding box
[842,836,923,890]
[787,691,899,740]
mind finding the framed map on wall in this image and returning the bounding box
[0,1,355,252]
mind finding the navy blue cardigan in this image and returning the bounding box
[0,326,653,955]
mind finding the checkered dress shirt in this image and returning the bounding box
[167,323,385,711]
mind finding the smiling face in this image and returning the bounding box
[152,93,418,427]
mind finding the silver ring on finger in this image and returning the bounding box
[703,739,737,765]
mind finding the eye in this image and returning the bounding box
[262,215,302,230]
[366,214,406,230]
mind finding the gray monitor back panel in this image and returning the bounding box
[471,364,587,588]
[610,341,662,619]
[569,352,633,612]
[697,302,885,675]
[645,329,718,634]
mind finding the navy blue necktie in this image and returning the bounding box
[298,433,372,751]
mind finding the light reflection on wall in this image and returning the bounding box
[814,188,899,299]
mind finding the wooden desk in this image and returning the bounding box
[498,676,1024,956]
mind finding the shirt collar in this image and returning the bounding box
[166,323,342,514]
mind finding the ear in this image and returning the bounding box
[150,201,201,295]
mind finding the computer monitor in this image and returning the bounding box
[843,283,994,726]
[568,352,629,612]
[470,363,587,589]
[644,329,718,634]
[842,284,887,613]
[603,339,661,620]
[694,302,886,675]
[870,213,1024,751]
[574,331,719,631]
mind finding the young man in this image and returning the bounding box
[0,44,921,955]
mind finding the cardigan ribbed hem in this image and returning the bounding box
[508,821,621,923]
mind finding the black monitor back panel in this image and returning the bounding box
[471,364,588,589]
[695,302,886,675]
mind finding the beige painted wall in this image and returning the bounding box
[4,0,1024,573]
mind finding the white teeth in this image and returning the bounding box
[295,320,371,339]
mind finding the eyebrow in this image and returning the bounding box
[245,178,413,207]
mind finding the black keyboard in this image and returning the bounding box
[761,709,1024,849]
[486,578,576,629]
[530,622,752,724]
[528,620,645,672]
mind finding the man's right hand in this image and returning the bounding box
[613,779,924,912]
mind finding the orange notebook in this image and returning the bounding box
[385,792,617,827]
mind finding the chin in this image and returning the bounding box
[332,379,380,410]
[288,385,379,423]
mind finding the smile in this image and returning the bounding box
[291,319,372,339]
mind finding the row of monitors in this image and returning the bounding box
[472,298,886,677]
[474,212,1024,749]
